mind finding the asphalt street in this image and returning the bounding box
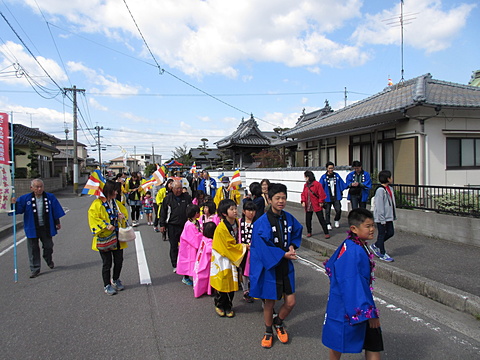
[0,194,479,359]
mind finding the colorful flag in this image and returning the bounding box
[388,77,393,86]
[228,169,242,190]
[82,169,106,197]
[152,164,166,185]
[141,176,156,191]
[217,173,225,182]
[190,162,197,174]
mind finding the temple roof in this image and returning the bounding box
[215,114,271,148]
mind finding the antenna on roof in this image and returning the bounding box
[383,1,417,83]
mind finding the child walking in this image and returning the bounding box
[370,170,396,262]
[193,221,216,298]
[250,183,303,348]
[210,199,248,318]
[142,191,154,225]
[176,204,203,286]
[239,200,257,303]
[322,208,383,359]
[200,201,220,227]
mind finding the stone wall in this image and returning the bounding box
[13,175,65,196]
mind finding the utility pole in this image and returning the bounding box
[94,125,104,175]
[63,86,85,194]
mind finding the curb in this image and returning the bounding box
[0,221,24,239]
[301,235,480,318]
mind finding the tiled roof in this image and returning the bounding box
[13,124,60,143]
[189,148,222,159]
[215,114,271,148]
[13,132,60,153]
[283,74,480,138]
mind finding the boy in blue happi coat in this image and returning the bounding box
[250,183,303,349]
[322,208,383,359]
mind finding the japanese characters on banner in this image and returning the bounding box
[0,113,11,213]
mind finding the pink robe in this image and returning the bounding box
[200,214,221,228]
[176,220,203,277]
[238,226,251,276]
[193,235,213,298]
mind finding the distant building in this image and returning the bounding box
[107,156,140,175]
[131,153,162,172]
[53,139,88,181]
[189,148,223,170]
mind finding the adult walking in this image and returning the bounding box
[159,180,192,272]
[319,161,347,230]
[301,170,330,239]
[88,180,129,295]
[125,172,142,226]
[346,161,372,209]
[260,178,271,211]
[11,179,65,278]
[370,170,397,262]
[198,170,217,198]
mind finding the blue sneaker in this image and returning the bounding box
[369,244,382,258]
[182,277,193,286]
[104,284,117,295]
[112,279,125,291]
[380,253,394,262]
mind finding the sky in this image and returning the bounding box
[0,0,478,163]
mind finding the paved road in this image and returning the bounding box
[0,195,479,359]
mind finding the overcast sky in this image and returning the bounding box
[0,0,478,162]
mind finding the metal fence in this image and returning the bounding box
[389,184,480,218]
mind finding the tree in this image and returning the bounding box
[171,143,192,166]
[198,138,213,169]
[27,142,40,178]
[251,148,286,168]
[144,163,156,177]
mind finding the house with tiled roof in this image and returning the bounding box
[53,139,88,182]
[282,73,480,186]
[12,124,61,178]
[106,155,140,174]
[215,114,273,168]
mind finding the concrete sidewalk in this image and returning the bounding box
[284,202,480,318]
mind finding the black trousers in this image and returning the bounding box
[305,211,329,234]
[167,224,184,268]
[153,203,159,227]
[27,226,53,272]
[99,248,124,287]
[214,290,234,311]
[324,200,342,224]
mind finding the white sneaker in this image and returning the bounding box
[334,221,340,228]
[327,224,332,230]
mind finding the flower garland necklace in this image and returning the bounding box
[348,230,376,290]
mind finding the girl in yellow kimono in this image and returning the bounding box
[210,199,247,318]
[88,180,129,296]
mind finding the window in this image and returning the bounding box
[446,138,480,169]
[319,138,336,166]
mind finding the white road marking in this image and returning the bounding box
[134,231,152,285]
[0,236,26,256]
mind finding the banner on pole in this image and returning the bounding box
[0,113,11,213]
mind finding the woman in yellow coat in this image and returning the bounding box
[88,180,129,296]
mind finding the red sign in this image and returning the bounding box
[0,113,9,165]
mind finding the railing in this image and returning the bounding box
[390,184,480,218]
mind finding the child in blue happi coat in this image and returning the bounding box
[322,208,383,359]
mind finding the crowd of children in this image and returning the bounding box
[118,170,387,357]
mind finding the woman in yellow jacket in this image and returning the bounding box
[155,178,174,239]
[88,180,129,295]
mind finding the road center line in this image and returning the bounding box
[134,231,152,285]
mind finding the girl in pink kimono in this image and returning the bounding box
[200,201,221,228]
[176,204,202,286]
[193,221,217,297]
